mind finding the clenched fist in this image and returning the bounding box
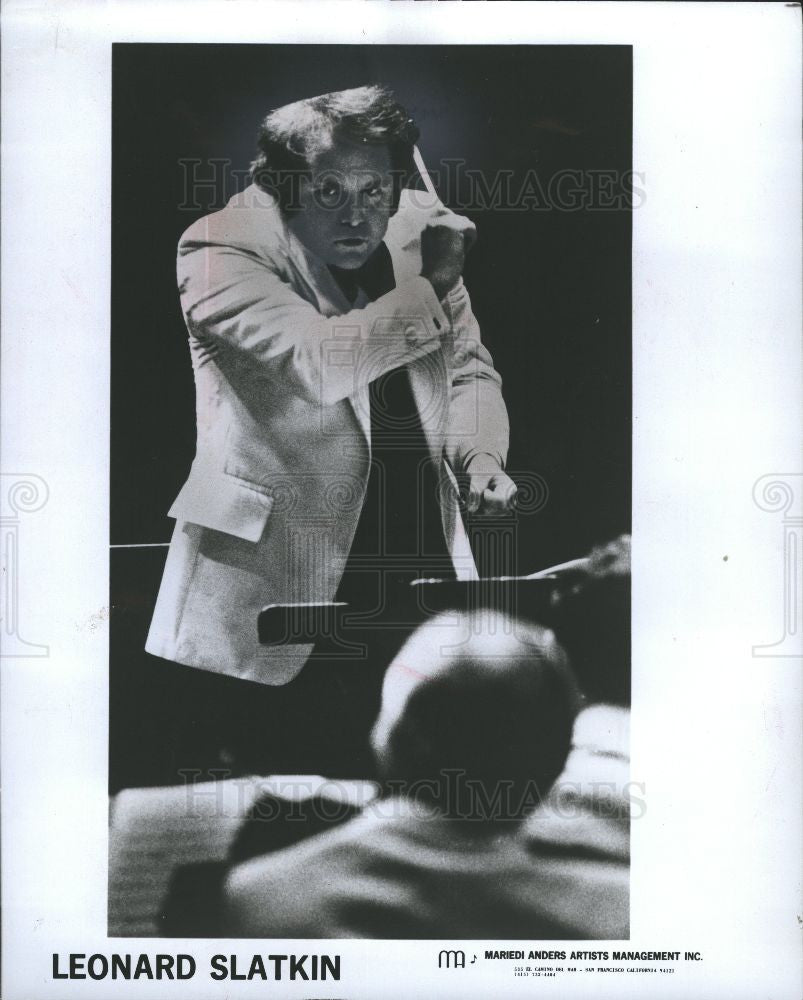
[462,455,518,515]
[420,224,467,300]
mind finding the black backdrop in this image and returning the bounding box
[110,44,631,788]
[112,43,631,563]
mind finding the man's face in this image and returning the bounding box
[287,140,394,270]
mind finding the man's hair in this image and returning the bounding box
[377,612,580,822]
[250,85,420,214]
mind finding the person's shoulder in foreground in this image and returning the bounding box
[223,609,626,939]
[224,790,628,939]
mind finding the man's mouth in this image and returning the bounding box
[334,237,369,248]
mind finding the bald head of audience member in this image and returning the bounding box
[370,611,580,823]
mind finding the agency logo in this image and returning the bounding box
[438,950,466,969]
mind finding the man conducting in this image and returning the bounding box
[145,85,515,775]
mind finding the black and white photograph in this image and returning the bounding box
[1,4,800,999]
[108,43,632,940]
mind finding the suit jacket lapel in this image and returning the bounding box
[284,229,373,451]
[285,229,445,460]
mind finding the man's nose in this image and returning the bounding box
[341,192,367,227]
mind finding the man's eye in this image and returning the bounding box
[314,182,341,204]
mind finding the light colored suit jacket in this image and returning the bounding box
[146,185,510,684]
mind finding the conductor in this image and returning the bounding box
[145,85,515,774]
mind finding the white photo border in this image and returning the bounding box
[1,3,800,998]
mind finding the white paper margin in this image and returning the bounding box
[1,3,801,998]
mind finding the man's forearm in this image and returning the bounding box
[180,243,451,407]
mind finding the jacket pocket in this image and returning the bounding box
[168,468,274,543]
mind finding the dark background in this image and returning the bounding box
[110,44,631,788]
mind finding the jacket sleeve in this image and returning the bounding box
[177,239,448,408]
[442,278,510,473]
